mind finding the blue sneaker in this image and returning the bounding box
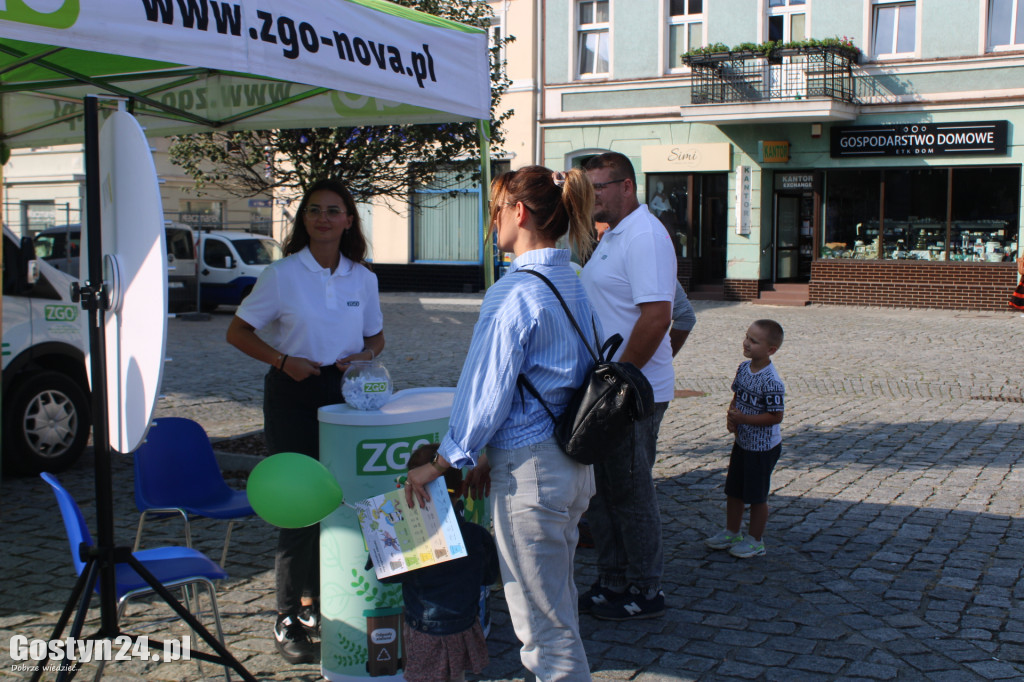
[578,582,622,614]
[591,585,665,621]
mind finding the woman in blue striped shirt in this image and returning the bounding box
[405,166,599,682]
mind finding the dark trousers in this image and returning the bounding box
[263,364,342,615]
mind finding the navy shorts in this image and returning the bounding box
[724,442,782,505]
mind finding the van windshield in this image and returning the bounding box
[234,238,282,265]
[166,229,195,260]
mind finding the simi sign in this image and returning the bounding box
[831,121,1008,157]
[641,143,731,172]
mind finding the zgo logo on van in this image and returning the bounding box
[0,0,80,29]
[44,304,78,322]
[356,433,436,476]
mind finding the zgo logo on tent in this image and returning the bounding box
[356,434,437,476]
[0,0,80,29]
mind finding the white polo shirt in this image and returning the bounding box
[581,203,677,402]
[236,247,384,366]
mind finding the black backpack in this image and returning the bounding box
[516,269,655,465]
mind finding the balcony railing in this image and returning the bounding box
[683,46,857,105]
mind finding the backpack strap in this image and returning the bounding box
[517,268,601,363]
[516,373,558,423]
[513,267,597,425]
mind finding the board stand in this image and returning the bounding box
[32,96,255,682]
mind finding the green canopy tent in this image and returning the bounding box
[0,2,492,678]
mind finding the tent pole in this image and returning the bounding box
[83,95,121,634]
[40,97,256,682]
[479,120,494,289]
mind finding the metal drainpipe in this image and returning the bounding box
[536,0,545,167]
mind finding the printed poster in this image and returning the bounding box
[356,477,466,580]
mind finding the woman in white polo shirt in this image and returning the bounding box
[227,178,385,665]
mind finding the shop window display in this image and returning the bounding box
[821,170,880,259]
[950,167,1019,262]
[646,175,690,260]
[821,166,1020,262]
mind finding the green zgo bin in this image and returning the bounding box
[318,387,456,681]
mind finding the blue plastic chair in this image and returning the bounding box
[132,417,255,568]
[41,472,230,680]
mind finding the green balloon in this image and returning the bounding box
[247,452,344,528]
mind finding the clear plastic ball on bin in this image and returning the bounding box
[341,360,393,410]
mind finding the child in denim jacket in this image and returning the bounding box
[385,444,499,682]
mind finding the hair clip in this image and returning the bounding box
[551,171,566,188]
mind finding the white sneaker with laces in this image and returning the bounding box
[729,536,766,558]
[704,529,744,550]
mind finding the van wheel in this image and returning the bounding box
[3,372,91,475]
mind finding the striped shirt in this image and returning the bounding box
[439,248,600,469]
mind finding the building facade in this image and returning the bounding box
[368,0,539,292]
[541,0,1023,310]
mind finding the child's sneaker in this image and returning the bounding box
[591,585,665,621]
[704,529,744,550]
[729,536,766,558]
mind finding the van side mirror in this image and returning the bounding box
[224,256,235,269]
[19,236,40,286]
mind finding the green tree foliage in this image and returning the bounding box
[169,0,512,202]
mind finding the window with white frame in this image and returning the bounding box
[577,0,610,78]
[872,0,916,57]
[668,0,704,72]
[767,0,806,43]
[488,10,505,68]
[988,0,1024,50]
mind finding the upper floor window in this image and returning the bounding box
[488,11,506,70]
[988,0,1024,50]
[668,0,704,73]
[767,0,806,43]
[872,0,916,58]
[577,0,610,78]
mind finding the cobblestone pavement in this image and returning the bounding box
[2,296,1022,681]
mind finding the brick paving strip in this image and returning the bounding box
[1,296,1021,681]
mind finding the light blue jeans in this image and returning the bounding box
[586,402,668,595]
[488,436,595,682]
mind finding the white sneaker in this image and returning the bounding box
[704,529,744,550]
[729,536,766,558]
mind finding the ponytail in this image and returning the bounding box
[491,165,595,260]
[560,167,595,262]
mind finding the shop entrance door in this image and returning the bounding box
[692,174,728,284]
[643,172,728,286]
[773,189,814,282]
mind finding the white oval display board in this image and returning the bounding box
[88,109,167,453]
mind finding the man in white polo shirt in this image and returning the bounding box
[578,151,677,621]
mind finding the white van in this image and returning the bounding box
[34,222,198,311]
[2,226,91,474]
[196,230,282,311]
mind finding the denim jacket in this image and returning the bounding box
[382,516,500,636]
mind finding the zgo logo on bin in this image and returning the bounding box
[356,434,437,475]
[0,0,81,29]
